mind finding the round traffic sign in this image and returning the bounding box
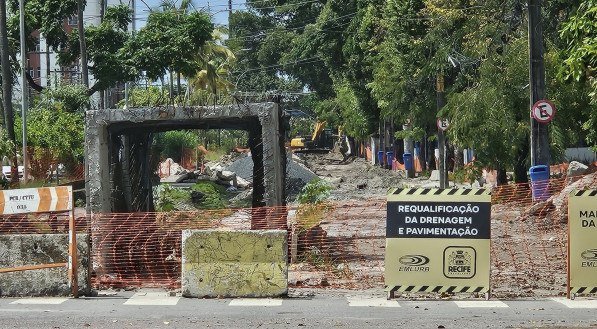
[437,118,450,131]
[531,99,556,124]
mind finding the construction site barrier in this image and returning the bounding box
[1,172,595,297]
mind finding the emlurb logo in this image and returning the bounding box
[581,249,597,261]
[399,255,430,266]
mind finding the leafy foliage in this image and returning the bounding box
[0,127,14,159]
[117,86,170,108]
[297,178,332,205]
[154,182,227,211]
[125,6,213,80]
[154,130,199,163]
[43,84,90,113]
[59,5,136,94]
[191,181,227,209]
[14,107,84,162]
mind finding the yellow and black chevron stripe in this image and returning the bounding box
[387,188,491,202]
[387,285,489,293]
[571,190,597,197]
[570,287,597,294]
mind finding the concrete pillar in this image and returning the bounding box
[259,103,285,207]
[85,110,111,214]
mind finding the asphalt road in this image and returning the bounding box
[1,290,596,329]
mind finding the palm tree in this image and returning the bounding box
[189,29,236,105]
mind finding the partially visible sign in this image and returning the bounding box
[437,118,450,131]
[568,190,597,297]
[531,99,556,124]
[386,188,491,296]
[0,186,72,214]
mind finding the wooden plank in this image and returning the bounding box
[0,263,67,274]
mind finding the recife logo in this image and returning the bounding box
[581,249,597,268]
[398,254,430,272]
[443,246,476,279]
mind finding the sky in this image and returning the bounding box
[135,0,248,28]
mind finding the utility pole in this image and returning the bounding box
[124,0,135,109]
[528,0,549,166]
[77,0,89,88]
[19,0,28,184]
[131,0,136,33]
[437,74,448,188]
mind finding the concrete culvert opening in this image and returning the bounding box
[86,103,288,216]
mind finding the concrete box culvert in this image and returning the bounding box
[0,234,90,297]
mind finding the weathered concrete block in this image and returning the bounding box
[182,230,287,298]
[0,234,90,297]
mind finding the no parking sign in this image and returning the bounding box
[531,99,556,124]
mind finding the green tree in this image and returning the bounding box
[125,2,213,81]
[59,4,136,95]
[559,0,597,149]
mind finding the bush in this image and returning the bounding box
[297,178,332,204]
[44,84,90,113]
[296,179,332,231]
[154,181,227,212]
[191,181,227,209]
[154,130,199,163]
[0,128,13,158]
[15,108,85,163]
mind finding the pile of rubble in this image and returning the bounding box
[158,153,320,204]
[159,158,251,189]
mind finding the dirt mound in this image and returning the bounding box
[298,153,403,201]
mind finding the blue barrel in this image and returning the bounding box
[377,151,385,166]
[386,152,394,168]
[529,165,550,201]
[403,153,413,171]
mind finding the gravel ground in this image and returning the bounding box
[225,153,319,201]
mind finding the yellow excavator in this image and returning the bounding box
[290,121,333,153]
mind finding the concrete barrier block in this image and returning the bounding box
[0,234,90,297]
[182,230,287,298]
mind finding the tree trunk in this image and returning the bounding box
[514,136,530,183]
[454,146,463,171]
[169,71,174,104]
[426,131,436,171]
[496,164,508,186]
[0,1,18,185]
[77,0,89,89]
[45,43,51,87]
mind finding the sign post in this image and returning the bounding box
[568,190,597,299]
[0,186,77,297]
[436,118,449,189]
[386,188,491,299]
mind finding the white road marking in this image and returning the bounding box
[347,296,401,307]
[123,292,180,306]
[552,298,597,309]
[10,298,68,305]
[454,301,509,308]
[229,299,283,306]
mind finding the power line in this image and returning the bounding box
[228,11,357,41]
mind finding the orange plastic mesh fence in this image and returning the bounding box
[2,173,596,297]
[89,208,288,289]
